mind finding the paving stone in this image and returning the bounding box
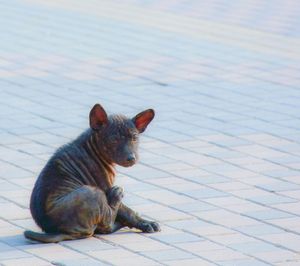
[134,203,193,221]
[194,175,231,184]
[0,249,31,261]
[51,258,110,266]
[226,202,267,214]
[140,248,196,262]
[248,194,297,205]
[208,233,256,246]
[219,259,271,266]
[259,233,300,252]
[1,0,300,264]
[186,188,228,199]
[236,224,284,236]
[279,190,300,200]
[203,196,250,206]
[256,181,300,192]
[197,248,250,262]
[121,239,171,252]
[62,237,116,252]
[87,248,157,264]
[229,241,281,253]
[0,256,51,266]
[254,250,300,264]
[175,240,223,253]
[109,256,161,266]
[154,180,206,193]
[21,244,87,261]
[273,202,300,216]
[195,209,261,227]
[166,258,214,266]
[134,190,195,205]
[166,219,210,230]
[174,201,218,212]
[190,225,236,237]
[0,202,30,220]
[276,262,300,266]
[245,209,294,220]
[269,217,300,228]
[150,232,202,244]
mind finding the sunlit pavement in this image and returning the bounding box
[0,0,300,265]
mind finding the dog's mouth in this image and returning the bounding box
[119,161,136,167]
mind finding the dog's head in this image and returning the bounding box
[89,103,155,167]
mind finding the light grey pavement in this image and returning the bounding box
[1,0,300,265]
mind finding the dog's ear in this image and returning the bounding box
[89,104,108,130]
[133,109,155,133]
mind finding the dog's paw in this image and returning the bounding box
[138,220,161,233]
[107,186,124,207]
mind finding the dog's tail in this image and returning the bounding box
[24,230,75,243]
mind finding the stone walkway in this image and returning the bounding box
[0,0,300,265]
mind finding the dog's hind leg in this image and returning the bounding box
[25,185,117,242]
[95,186,125,234]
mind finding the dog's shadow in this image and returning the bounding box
[0,229,155,266]
[0,234,31,247]
[0,227,143,247]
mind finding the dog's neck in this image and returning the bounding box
[80,129,116,189]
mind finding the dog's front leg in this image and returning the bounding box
[116,203,160,233]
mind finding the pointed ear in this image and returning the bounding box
[89,104,108,130]
[133,109,155,133]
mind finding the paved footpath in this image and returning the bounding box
[0,0,300,265]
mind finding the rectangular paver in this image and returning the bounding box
[0,0,300,265]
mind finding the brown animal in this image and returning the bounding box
[24,103,160,243]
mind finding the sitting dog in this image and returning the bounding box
[24,103,160,243]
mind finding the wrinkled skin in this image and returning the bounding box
[24,103,160,243]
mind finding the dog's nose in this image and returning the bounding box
[127,154,136,163]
